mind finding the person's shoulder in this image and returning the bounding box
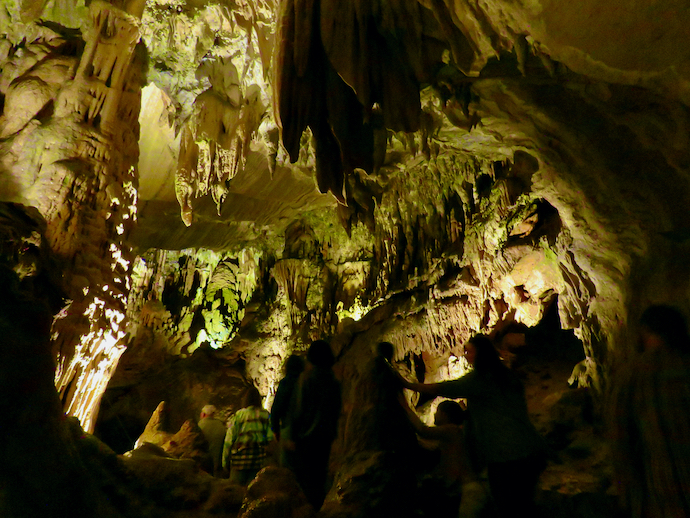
[212,417,227,427]
[280,372,299,385]
[234,407,253,418]
[201,416,225,426]
[435,423,463,440]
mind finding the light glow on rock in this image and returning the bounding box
[336,296,371,322]
[447,354,471,379]
[124,179,138,221]
[57,297,127,432]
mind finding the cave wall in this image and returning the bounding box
[99,144,593,448]
[0,0,145,432]
[0,204,122,518]
[1,0,690,514]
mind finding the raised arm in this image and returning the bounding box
[385,359,445,397]
[398,393,448,441]
[386,358,477,400]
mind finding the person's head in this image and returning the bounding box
[200,404,217,419]
[377,341,394,362]
[465,333,520,392]
[465,333,502,372]
[307,339,335,368]
[284,354,305,376]
[243,386,263,408]
[463,341,477,367]
[435,400,466,426]
[639,305,690,352]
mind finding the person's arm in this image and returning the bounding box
[270,384,285,437]
[385,359,445,397]
[389,358,479,399]
[398,393,449,441]
[221,421,234,470]
[264,411,276,443]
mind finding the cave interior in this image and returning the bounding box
[2,0,690,517]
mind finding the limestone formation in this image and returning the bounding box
[1,0,144,432]
[134,400,174,448]
[2,0,690,516]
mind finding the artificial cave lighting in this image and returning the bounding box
[190,323,237,352]
[6,0,690,515]
[190,329,209,354]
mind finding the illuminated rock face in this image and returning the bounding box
[1,0,690,515]
[0,1,143,432]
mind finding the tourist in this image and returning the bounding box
[198,404,226,476]
[400,396,487,518]
[270,353,305,466]
[282,340,341,509]
[390,333,547,518]
[370,341,420,455]
[222,386,274,485]
[610,304,690,517]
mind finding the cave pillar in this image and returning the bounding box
[41,0,144,432]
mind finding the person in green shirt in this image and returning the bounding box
[223,387,274,485]
[390,333,546,518]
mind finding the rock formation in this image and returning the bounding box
[1,0,144,432]
[2,0,690,516]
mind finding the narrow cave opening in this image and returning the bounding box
[520,296,586,366]
[93,388,145,454]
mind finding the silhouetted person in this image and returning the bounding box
[198,404,226,476]
[365,341,425,518]
[400,397,488,518]
[611,304,690,518]
[223,386,274,485]
[391,334,547,518]
[371,341,420,456]
[270,354,305,466]
[283,340,341,510]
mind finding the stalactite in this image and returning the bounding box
[173,70,266,224]
[274,0,442,206]
[272,258,313,332]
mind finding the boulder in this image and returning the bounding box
[240,466,314,518]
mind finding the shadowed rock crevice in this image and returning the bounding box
[2,0,690,516]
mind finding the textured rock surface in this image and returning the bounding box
[2,0,690,516]
[0,1,144,432]
[240,466,314,518]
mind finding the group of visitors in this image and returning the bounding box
[197,303,690,518]
[392,334,548,518]
[198,339,341,510]
[199,390,275,484]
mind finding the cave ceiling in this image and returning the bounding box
[123,0,690,252]
[3,0,687,253]
[2,0,690,434]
